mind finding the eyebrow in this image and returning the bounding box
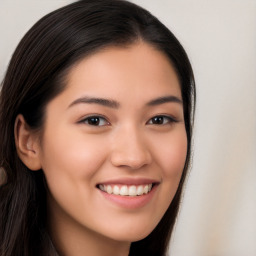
[68,96,120,109]
[146,95,182,106]
[68,95,182,109]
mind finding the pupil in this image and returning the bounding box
[88,117,99,125]
[153,116,163,124]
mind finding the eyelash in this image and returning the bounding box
[146,115,178,125]
[79,115,110,126]
[79,115,177,127]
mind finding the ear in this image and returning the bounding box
[14,114,42,171]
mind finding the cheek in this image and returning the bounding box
[40,128,108,179]
[154,128,188,179]
[150,127,187,215]
[39,129,110,217]
[38,128,111,211]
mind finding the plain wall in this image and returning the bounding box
[1,1,255,255]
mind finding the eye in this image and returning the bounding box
[147,115,177,125]
[80,116,109,126]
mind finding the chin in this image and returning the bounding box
[106,223,157,243]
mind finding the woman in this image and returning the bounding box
[0,0,195,255]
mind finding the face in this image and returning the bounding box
[37,42,187,245]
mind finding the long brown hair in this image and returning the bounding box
[0,1,196,255]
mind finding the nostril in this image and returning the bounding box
[110,149,152,169]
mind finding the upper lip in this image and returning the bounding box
[96,178,160,186]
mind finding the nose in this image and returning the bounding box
[110,126,152,170]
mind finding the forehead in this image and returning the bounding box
[47,42,182,112]
[64,42,181,99]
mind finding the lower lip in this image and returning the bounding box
[98,185,157,209]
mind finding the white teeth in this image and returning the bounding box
[106,185,112,194]
[137,185,144,196]
[128,186,137,196]
[143,185,149,194]
[120,185,128,196]
[99,184,153,196]
[113,185,119,195]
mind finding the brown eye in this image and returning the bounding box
[147,115,177,125]
[152,116,164,124]
[81,116,109,126]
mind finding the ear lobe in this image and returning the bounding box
[14,114,42,171]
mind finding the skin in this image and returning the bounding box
[15,42,187,256]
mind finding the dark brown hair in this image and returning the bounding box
[0,0,195,255]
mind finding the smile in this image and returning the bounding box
[98,184,153,196]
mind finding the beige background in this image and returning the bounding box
[1,1,255,255]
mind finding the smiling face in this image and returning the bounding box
[34,42,187,254]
